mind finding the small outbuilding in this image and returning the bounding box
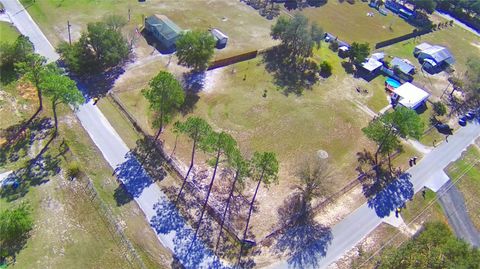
[391,57,415,75]
[144,15,182,50]
[414,42,432,56]
[210,28,228,49]
[362,57,383,73]
[392,82,430,110]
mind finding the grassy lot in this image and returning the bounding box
[447,145,480,231]
[96,97,141,149]
[380,25,480,97]
[115,52,379,238]
[401,189,445,225]
[300,1,414,45]
[364,75,390,112]
[21,0,276,58]
[1,85,169,268]
[0,82,37,132]
[0,123,134,269]
[0,22,20,43]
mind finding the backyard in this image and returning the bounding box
[299,0,414,44]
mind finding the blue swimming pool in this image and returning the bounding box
[386,78,401,88]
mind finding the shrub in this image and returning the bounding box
[319,61,332,77]
[66,162,81,179]
[432,101,447,116]
[329,40,339,52]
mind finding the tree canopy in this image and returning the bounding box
[57,20,129,74]
[175,30,215,71]
[349,42,370,66]
[0,203,33,259]
[271,13,323,60]
[0,35,34,83]
[142,71,185,139]
[378,222,480,268]
[412,0,437,14]
[40,66,84,131]
[362,106,424,164]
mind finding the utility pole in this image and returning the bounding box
[67,20,72,45]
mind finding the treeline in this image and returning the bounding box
[434,0,480,31]
[376,222,480,268]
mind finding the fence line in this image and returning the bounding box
[208,50,258,70]
[72,166,147,269]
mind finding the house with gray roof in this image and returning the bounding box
[415,43,454,73]
[391,57,415,75]
[145,15,182,50]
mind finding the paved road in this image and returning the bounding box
[438,180,480,247]
[435,11,480,38]
[2,1,58,62]
[4,1,224,268]
[267,120,480,269]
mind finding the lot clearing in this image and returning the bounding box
[298,0,414,44]
[113,43,423,243]
[21,0,276,59]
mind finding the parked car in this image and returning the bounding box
[459,116,467,126]
[465,111,476,120]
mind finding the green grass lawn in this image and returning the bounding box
[365,75,390,112]
[0,22,20,43]
[21,0,276,58]
[1,89,169,268]
[447,145,480,231]
[401,189,445,225]
[300,1,414,45]
[117,54,373,190]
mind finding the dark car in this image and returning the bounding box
[435,123,453,134]
[465,112,475,120]
[459,116,467,126]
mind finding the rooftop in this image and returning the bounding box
[145,15,182,40]
[362,57,383,72]
[391,57,415,74]
[393,82,430,109]
[420,45,454,64]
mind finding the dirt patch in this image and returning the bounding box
[18,82,38,100]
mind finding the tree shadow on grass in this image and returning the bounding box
[274,193,332,269]
[1,117,53,166]
[367,173,414,218]
[0,153,61,202]
[178,71,205,115]
[263,46,318,96]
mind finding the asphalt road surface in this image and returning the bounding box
[438,180,480,247]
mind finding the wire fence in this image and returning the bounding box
[78,174,147,269]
